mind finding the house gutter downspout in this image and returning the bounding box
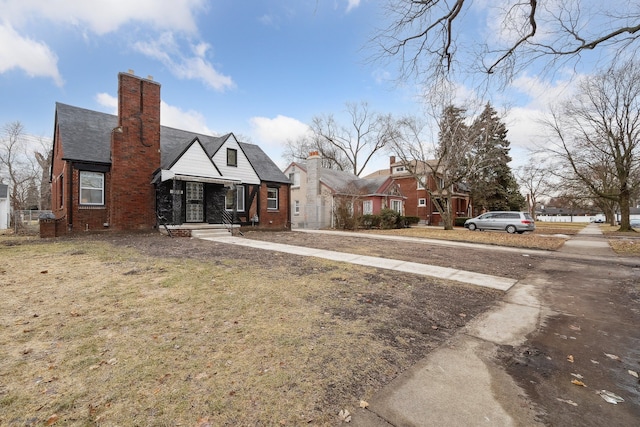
[68,163,73,231]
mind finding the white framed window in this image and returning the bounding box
[267,187,278,210]
[418,198,426,207]
[417,176,426,190]
[393,166,405,173]
[391,199,402,214]
[225,185,245,211]
[79,171,104,205]
[294,200,300,215]
[289,172,300,187]
[363,200,373,215]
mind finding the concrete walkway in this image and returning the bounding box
[351,223,622,426]
[203,234,518,291]
[196,223,631,425]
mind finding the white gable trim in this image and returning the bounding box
[170,138,221,179]
[212,134,260,185]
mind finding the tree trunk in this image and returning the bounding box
[618,188,632,231]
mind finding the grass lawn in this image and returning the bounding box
[361,221,581,251]
[0,235,499,426]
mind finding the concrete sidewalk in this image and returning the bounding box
[203,235,518,291]
[197,223,632,425]
[350,222,624,426]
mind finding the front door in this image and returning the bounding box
[185,182,204,222]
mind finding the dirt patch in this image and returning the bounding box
[0,231,504,426]
[242,230,543,280]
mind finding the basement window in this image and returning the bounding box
[79,171,104,205]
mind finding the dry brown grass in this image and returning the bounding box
[0,235,498,426]
[360,222,577,251]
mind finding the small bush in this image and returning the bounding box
[359,214,381,229]
[379,209,402,229]
[404,216,420,226]
[454,217,470,227]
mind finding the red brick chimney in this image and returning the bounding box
[109,71,161,230]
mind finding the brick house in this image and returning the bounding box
[365,156,471,225]
[44,71,290,237]
[284,152,405,229]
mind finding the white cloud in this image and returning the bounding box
[95,92,118,114]
[345,0,361,13]
[95,91,215,135]
[3,0,206,35]
[133,33,235,92]
[249,115,310,147]
[161,102,216,135]
[0,22,63,86]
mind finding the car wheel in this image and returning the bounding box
[468,223,477,231]
[506,225,517,234]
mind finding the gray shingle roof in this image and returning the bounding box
[56,103,116,164]
[55,103,288,183]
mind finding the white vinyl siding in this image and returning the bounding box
[213,135,260,184]
[171,140,221,178]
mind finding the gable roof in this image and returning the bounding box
[55,103,116,164]
[54,103,288,183]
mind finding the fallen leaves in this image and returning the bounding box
[571,379,587,387]
[596,390,625,404]
[359,400,369,409]
[338,409,351,423]
[567,355,574,363]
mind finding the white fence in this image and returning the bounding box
[537,214,640,223]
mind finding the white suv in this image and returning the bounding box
[464,211,535,234]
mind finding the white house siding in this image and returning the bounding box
[0,184,8,230]
[170,140,222,178]
[213,135,260,185]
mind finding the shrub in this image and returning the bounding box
[455,217,470,227]
[404,216,420,226]
[379,208,402,229]
[359,214,381,229]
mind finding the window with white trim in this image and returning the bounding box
[267,187,278,210]
[417,176,426,190]
[79,171,104,205]
[289,172,300,187]
[363,200,373,215]
[225,185,245,211]
[391,199,402,214]
[418,198,426,207]
[294,200,300,215]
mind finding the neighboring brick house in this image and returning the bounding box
[45,71,290,237]
[284,152,405,229]
[365,156,471,225]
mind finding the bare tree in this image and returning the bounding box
[390,105,475,230]
[373,1,640,89]
[544,60,640,231]
[0,122,40,228]
[282,133,350,170]
[34,137,52,210]
[310,102,395,176]
[515,156,554,219]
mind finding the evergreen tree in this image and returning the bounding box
[468,103,524,213]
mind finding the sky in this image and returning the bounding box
[0,0,627,175]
